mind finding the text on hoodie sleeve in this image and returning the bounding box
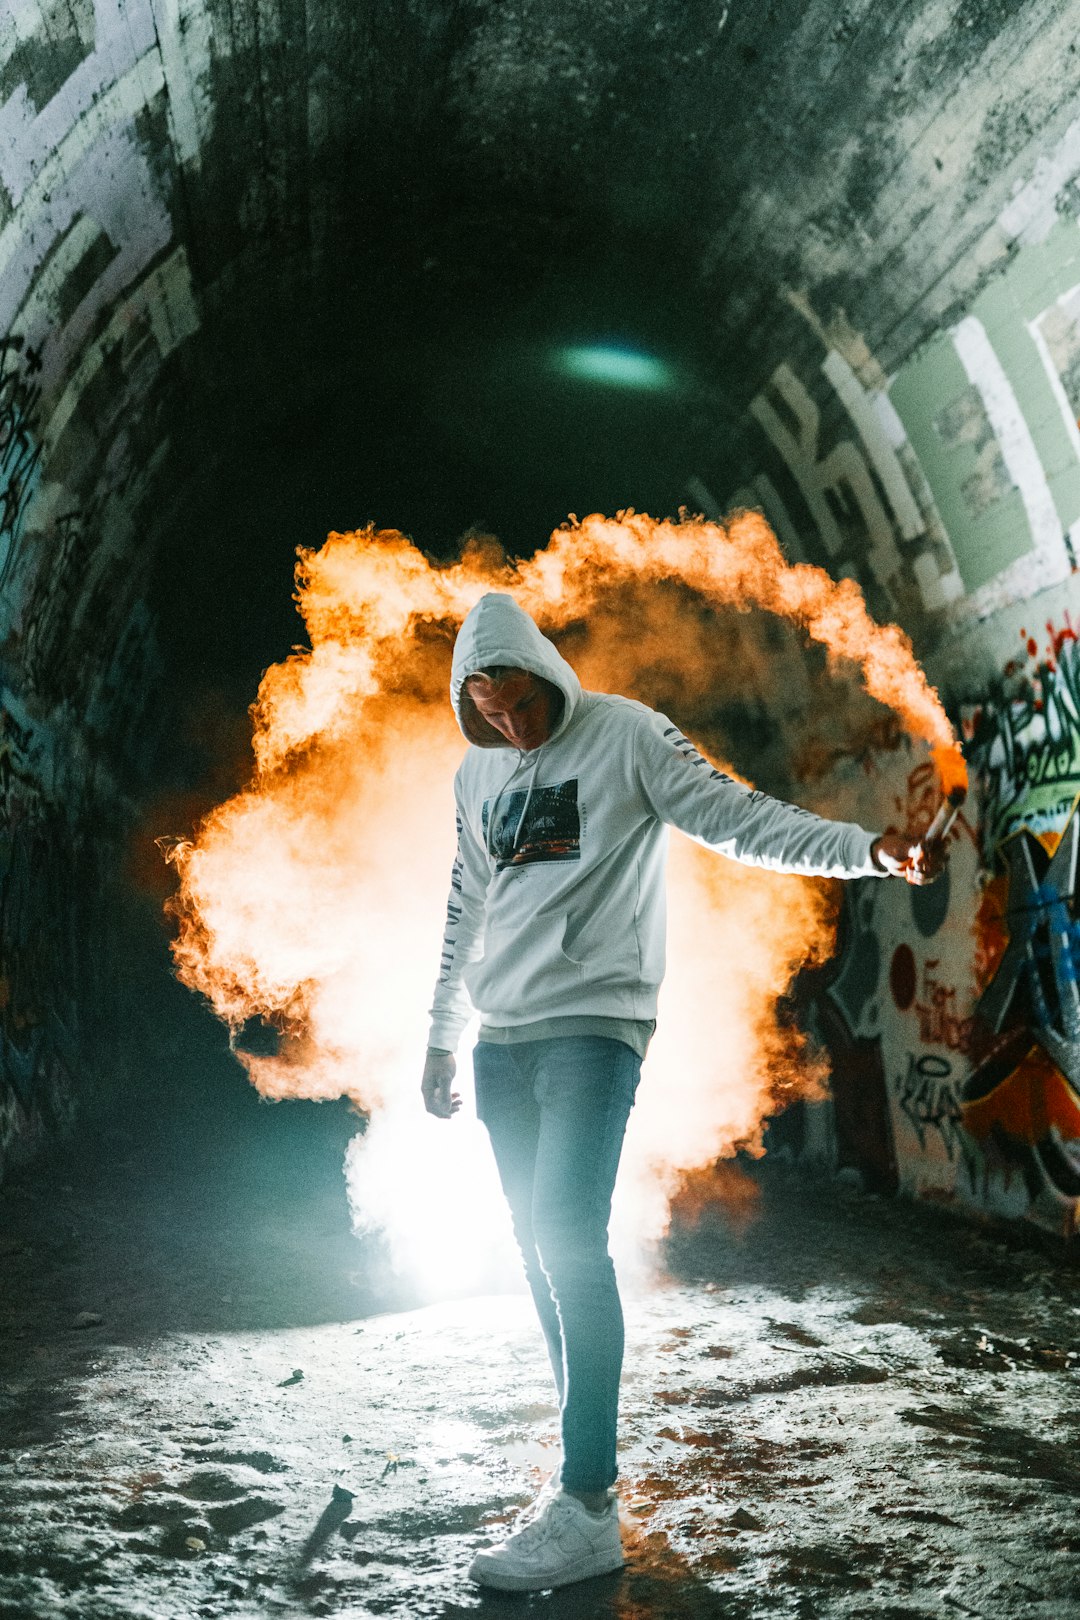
[631,709,883,880]
[427,773,493,1051]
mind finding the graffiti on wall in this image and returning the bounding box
[0,486,160,1178]
[893,1051,987,1189]
[737,197,1080,1234]
[803,627,1080,1235]
[0,337,44,593]
[939,616,1080,1218]
[960,802,1080,1208]
[967,618,1080,849]
[0,707,87,1173]
[0,2,196,1180]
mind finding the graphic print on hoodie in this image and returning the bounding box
[482,779,581,869]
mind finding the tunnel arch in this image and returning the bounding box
[1,0,1079,1229]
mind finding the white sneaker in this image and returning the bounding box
[468,1488,624,1592]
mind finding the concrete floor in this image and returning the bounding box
[1,1112,1079,1620]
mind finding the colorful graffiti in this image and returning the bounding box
[896,952,975,1054]
[961,808,1080,1209]
[967,618,1080,849]
[793,687,1080,1235]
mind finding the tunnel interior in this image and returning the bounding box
[3,0,1076,1212]
[2,3,1080,1614]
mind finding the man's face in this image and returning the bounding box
[467,670,557,751]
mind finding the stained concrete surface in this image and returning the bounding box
[1,1103,1079,1620]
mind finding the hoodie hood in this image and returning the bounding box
[451,593,582,748]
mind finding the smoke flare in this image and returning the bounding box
[166,510,963,1278]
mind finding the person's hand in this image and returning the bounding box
[872,832,947,885]
[421,1049,460,1118]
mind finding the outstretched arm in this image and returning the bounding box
[423,776,491,1117]
[634,710,925,881]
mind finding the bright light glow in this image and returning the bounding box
[558,344,675,390]
[345,1044,523,1299]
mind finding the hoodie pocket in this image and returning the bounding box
[464,911,584,1015]
[559,904,640,985]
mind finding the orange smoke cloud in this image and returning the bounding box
[165,510,961,1268]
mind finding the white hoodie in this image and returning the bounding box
[428,593,883,1053]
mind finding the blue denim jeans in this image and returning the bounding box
[472,1036,641,1493]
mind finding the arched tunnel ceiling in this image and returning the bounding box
[3,0,1080,759]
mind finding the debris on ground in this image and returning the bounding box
[729,1507,766,1531]
[2,1160,1078,1617]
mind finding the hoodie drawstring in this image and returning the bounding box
[512,750,543,855]
[486,747,544,862]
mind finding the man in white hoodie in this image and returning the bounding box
[421,592,940,1593]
